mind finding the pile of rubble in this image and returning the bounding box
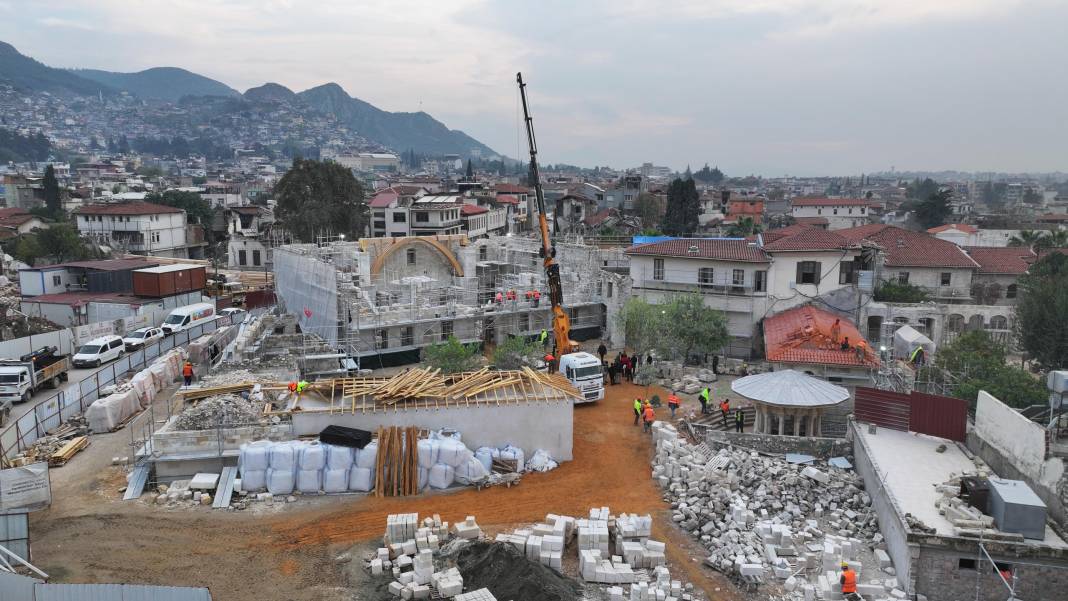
[10,415,89,466]
[172,394,264,430]
[651,422,905,600]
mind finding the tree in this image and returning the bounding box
[11,224,98,265]
[658,294,729,364]
[694,164,725,184]
[726,216,762,238]
[633,193,660,229]
[1015,252,1068,370]
[146,190,212,225]
[42,164,61,217]
[492,335,542,369]
[914,189,952,229]
[928,330,1048,408]
[906,177,939,200]
[1035,230,1068,251]
[873,280,930,303]
[422,335,480,374]
[274,158,368,242]
[1009,230,1045,249]
[615,297,661,356]
[465,159,473,180]
[659,178,700,236]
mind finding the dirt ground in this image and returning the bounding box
[27,380,740,601]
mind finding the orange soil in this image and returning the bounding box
[270,382,740,599]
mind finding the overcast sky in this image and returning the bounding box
[2,0,1066,175]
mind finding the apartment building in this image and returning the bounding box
[791,198,873,230]
[74,201,202,259]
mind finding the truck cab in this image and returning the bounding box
[559,351,605,403]
[0,346,70,403]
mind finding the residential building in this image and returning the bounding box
[73,201,204,259]
[790,198,873,230]
[368,186,427,238]
[200,181,242,208]
[226,206,279,271]
[927,223,978,246]
[557,193,598,233]
[724,198,764,226]
[460,203,507,240]
[409,195,463,236]
[0,207,48,235]
[962,246,1036,306]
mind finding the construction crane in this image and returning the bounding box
[516,73,605,402]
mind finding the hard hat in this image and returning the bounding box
[841,562,849,569]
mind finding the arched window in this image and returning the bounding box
[989,315,1008,330]
[946,314,965,332]
[1006,284,1018,299]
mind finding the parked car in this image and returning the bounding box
[122,327,164,351]
[71,335,125,368]
[161,302,216,335]
[218,307,247,323]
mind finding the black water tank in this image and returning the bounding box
[961,476,990,513]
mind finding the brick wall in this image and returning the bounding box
[915,546,1068,601]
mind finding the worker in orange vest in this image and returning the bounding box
[494,291,503,304]
[532,290,541,307]
[667,392,681,418]
[840,563,859,600]
[719,398,730,427]
[182,361,194,386]
[506,289,516,301]
[642,401,655,433]
[543,353,555,373]
[288,381,298,395]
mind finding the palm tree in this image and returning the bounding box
[726,216,762,238]
[1036,229,1068,250]
[1009,230,1044,248]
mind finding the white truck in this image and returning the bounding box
[559,351,605,403]
[0,346,71,405]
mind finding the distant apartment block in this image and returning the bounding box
[790,198,873,230]
[74,201,206,259]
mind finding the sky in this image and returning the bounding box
[1,0,1066,175]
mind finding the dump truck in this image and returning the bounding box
[0,346,71,404]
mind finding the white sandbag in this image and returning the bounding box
[325,444,354,470]
[299,442,327,470]
[269,442,298,471]
[526,449,558,473]
[297,469,322,493]
[417,439,439,469]
[239,440,272,471]
[428,463,454,489]
[474,447,495,472]
[85,388,141,433]
[437,439,472,468]
[430,429,462,442]
[355,441,378,469]
[500,445,525,473]
[348,467,374,492]
[323,468,349,493]
[418,467,429,491]
[266,468,294,495]
[455,456,488,485]
[240,469,266,492]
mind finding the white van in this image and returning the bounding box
[72,335,125,368]
[161,302,216,335]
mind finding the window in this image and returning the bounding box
[839,261,856,285]
[519,313,529,331]
[860,207,866,214]
[393,212,406,223]
[607,281,613,297]
[373,221,386,230]
[847,208,853,214]
[52,275,61,286]
[796,261,821,285]
[898,271,910,284]
[653,258,664,281]
[754,270,767,292]
[732,269,745,286]
[373,211,385,218]
[238,250,247,266]
[407,248,417,265]
[698,267,715,288]
[401,326,413,346]
[252,250,261,266]
[441,320,453,341]
[833,208,838,215]
[375,329,389,349]
[479,246,487,261]
[941,272,952,286]
[151,231,160,243]
[817,208,822,215]
[415,212,429,223]
[1006,284,1017,299]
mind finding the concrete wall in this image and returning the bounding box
[764,250,860,310]
[705,429,852,458]
[292,399,574,461]
[850,421,918,593]
[914,545,1068,601]
[974,391,1063,490]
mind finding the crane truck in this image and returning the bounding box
[517,72,604,403]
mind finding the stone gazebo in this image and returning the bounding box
[730,369,848,437]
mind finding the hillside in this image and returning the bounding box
[71,67,240,101]
[244,82,298,104]
[298,83,498,158]
[0,42,112,97]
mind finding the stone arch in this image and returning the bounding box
[967,314,984,331]
[946,314,965,333]
[989,315,1008,330]
[370,237,464,278]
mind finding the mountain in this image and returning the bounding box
[243,82,297,104]
[298,83,498,158]
[71,67,240,101]
[0,41,112,97]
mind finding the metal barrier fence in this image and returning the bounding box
[0,317,232,463]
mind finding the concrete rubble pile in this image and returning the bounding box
[651,422,903,601]
[172,392,264,430]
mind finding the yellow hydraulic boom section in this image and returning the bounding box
[517,72,579,365]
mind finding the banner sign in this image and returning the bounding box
[0,462,51,512]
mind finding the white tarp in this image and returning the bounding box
[0,462,50,512]
[893,325,936,361]
[85,387,141,432]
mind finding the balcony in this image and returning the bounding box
[632,279,761,312]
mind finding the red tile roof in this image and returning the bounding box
[0,214,40,227]
[791,197,873,207]
[494,194,520,205]
[928,223,977,234]
[763,304,879,367]
[494,183,530,194]
[73,201,183,216]
[367,189,399,208]
[962,246,1036,274]
[836,224,979,269]
[461,204,488,216]
[625,238,769,262]
[0,208,29,219]
[760,227,856,252]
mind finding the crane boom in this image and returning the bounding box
[517,72,578,366]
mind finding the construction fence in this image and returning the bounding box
[853,387,968,442]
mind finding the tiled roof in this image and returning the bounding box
[73,201,183,216]
[460,204,488,216]
[962,246,1036,274]
[836,224,978,268]
[0,214,39,227]
[0,208,29,219]
[392,185,426,196]
[367,190,399,208]
[495,183,530,194]
[763,304,879,368]
[624,238,769,262]
[928,223,977,234]
[494,194,520,205]
[790,197,872,207]
[761,227,856,252]
[1037,214,1068,223]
